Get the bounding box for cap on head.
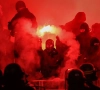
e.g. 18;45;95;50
15;1;26;11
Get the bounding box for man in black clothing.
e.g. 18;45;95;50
40;39;63;78
8;1;37;36
8;1;38;60
76;22;91;66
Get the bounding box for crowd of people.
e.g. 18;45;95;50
0;0;100;90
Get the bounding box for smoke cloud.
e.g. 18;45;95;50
0;29;14;72
58;30;80;78
0;5;14;72
12;18;41;79
37;25;80;79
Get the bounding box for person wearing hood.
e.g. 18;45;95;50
76;22;91;66
8;0;37;36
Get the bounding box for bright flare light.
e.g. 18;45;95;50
37;25;60;37
37;25;61;49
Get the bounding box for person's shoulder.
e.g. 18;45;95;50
30;12;36;19
64;20;74;31
10;12;19;22
65;20;73;26
26;8;36;18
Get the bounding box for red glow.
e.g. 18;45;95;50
37;25;61;49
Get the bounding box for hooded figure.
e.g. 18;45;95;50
64;12;86;36
76;22;91;66
86;37;100;75
40;39;63;78
8;1;37;36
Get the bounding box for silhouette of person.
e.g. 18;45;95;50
64;12;86;36
8;0;37;36
3;63;34;90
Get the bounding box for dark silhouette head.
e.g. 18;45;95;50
45;39;54;51
80;22;90;33
3;63;33;90
67;69;85;86
80;63;97;81
4;63;24;84
15;1;26;12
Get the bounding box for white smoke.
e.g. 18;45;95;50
37;25;61;49
58;30;80;78
13;18;41;78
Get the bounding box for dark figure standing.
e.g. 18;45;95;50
40;39;63;78
76;22;91;66
8;0;37;36
64;12;86;36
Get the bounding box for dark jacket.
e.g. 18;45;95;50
40;48;63;78
8;8;37;36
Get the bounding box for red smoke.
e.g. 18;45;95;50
37;25;80;78
0;5;14;72
12;18;41;79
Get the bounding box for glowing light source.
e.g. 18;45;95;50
37;25;59;37
36;25;61;49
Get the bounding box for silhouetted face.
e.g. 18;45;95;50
79;23;89;33
80;29;85;33
15;1;26;12
16;7;25;12
46;39;54;51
